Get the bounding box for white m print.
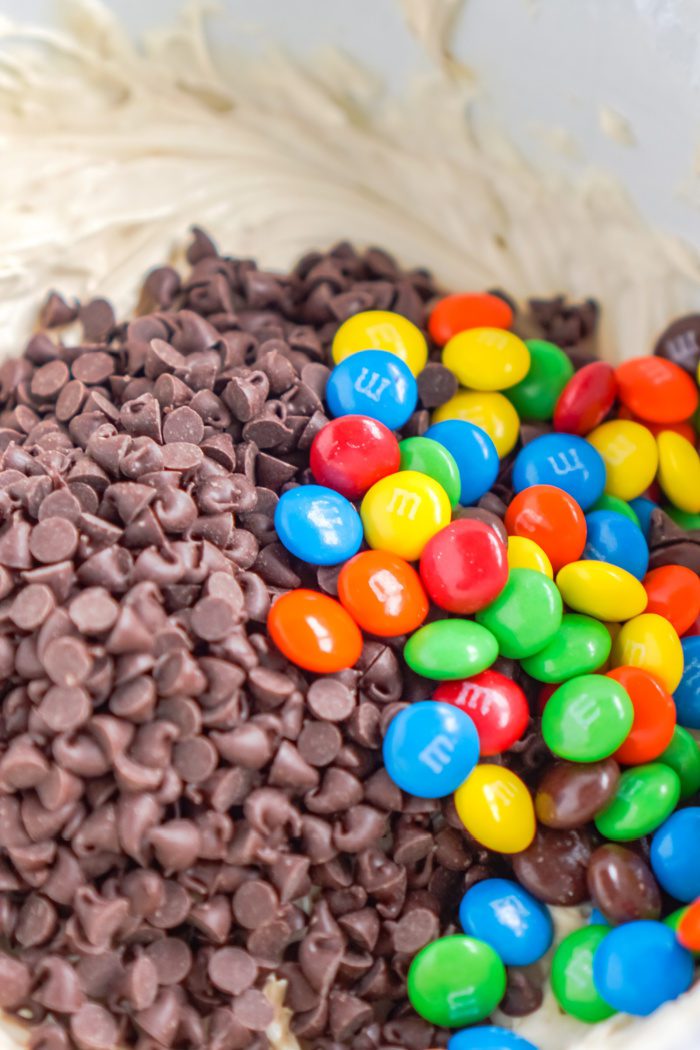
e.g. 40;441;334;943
354;368;391;402
386;488;421;520
418;734;456;774
547;450;584;476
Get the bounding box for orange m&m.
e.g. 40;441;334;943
504;484;587;573
677;899;700;951
643;565;700;637
615;356;699;424
338;550;429;637
608;666;676;765
268;589;362;673
428;292;513;346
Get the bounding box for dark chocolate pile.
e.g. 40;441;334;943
0;230;696;1050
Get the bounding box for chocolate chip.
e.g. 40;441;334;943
30;518;79;563
307;679;356;722
208;947;258;995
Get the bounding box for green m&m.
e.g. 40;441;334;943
521;613;612;683
398;436;461;508
659;726;700;800
404;619;498;681
504;339;574;421
551;926;616;1023
407;934;506;1027
542;674;633;762
595;763;681;841
590;493;641;528
475;568;562;659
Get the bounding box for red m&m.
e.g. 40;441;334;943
434;670;530;756
553;361;617;436
310;414;400;500
419;518;508;615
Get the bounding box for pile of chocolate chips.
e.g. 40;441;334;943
0;230;697;1050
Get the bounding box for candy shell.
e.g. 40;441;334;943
332;309;427;374
268;590;362;673
419;519;508;615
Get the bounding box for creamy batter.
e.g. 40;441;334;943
0;2;700;1049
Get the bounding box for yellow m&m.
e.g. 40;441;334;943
610;613;684;694
556;561;648;622
454;765;535;853
360;470;451;561
507;535;554;578
432;391;520;457
586;420;658;501
331;310;428;375
657;431;700;514
442;328;530;391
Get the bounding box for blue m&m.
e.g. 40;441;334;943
592;920;693;1015
674;636;700;729
383;701;479;798
274;485;362;566
628;496;658;539
325;349;417;430
513;433;606;509
448;1028;538;1050
650;808;700;902
583;509;649;579
424;419;499;505
459;877;553;966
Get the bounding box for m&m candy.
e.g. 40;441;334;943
512;433;606;510
659;726;700;800
504;484;586;572
442;328;530;391
360;470;451;560
591;492;642;527
586;420;658;501
583;509;649;580
505;338;573;421
592;921;693;1015
454;765;536;853
331;309;428;374
475;568;563;659
459;877;553;965
325;349;417;428
650;808;700;902
448;1028;538;1050
398;435;461;507
656;430;700;514
607;666;675;765
610;612;684;694
424;419;499;506
434;671;529;756
506;535;553;577
407;935;506;1026
615;355;698;423
595;763;681;841
551;925;616;1022
542;674;634;763
674;635;700;728
535;758;620;829
274;484;362;565
309;415;400;500
419;519;508;615
337;550;428;636
428;292;513;345
268;589;362;673
643;564;700;637
553;360;617;436
556;561;648;623
382;701;479;798
432;390;520;457
404;619;499;680
521;613;611;683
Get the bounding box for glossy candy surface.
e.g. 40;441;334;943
535;759;620;829
475;568;563;659
505;485;586;572
407;935;506;1027
506;535;553;578
556;561;648;622
424;420;499;506
325;349;418;429
643;564;700;636
337;550;429;636
505;339;574;421
610;613;684;694
674;637;700;728
432;391;520;458
454;765;536;853
553;361;617;436
657;431;700;514
398;436;461;507
268;589;363;673
592;921;693;1016
583;509;649;580
615;355;698;423
274;485;363;566
651;808;700;902
542;675;633;762
586;420;658;501
442;328;530;391
459;877;553;966
586;844;661;923
434;671;529;756
310;415;400;500
419;519;508;614
360;470;451;561
383;701;479;798
331;309;428;374
428;292;513;346
448;1028;538;1050
551;925;616;1023
404;619;499;680
659;726;700;799
595;763;681;841
512;433;606;510
607;666;675;765
677;901;700;952
521;614;611;683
